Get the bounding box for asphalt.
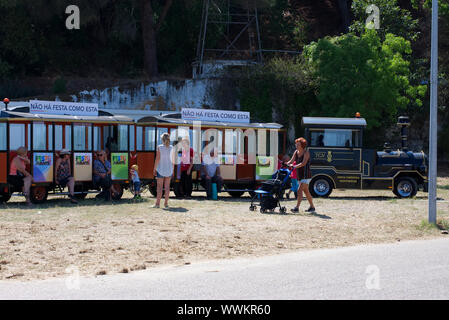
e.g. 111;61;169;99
1;238;449;299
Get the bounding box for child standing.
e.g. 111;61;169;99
130;164;141;200
286;161;298;199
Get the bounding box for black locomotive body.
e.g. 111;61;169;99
302;115;428;198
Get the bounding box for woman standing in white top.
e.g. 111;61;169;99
153;133;174;208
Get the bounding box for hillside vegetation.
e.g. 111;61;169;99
0;0;448;156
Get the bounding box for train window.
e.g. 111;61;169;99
33;122;49;150
233;130;243;155
55;125;71;151
144;127;156;151
103;125;118;152
55;125;63;150
202;129;222;154
225;130;235;154
74;124;92;151
170;126;192;150
129;125;135;151
10;123;26;150
192;127;201;162
118;125;128;151
28;124;31;148
136;126;143;151
65;125;71;150
310;129;360;148
217;130;223;153
257;129;270;156
156;127;168;146
48;124;53;150
353;130;361;147
0;123;6;150
93;126;101;151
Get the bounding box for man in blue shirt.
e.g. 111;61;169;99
93;150;112;201
201;148;222;199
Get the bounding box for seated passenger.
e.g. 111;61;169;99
93;150;112;201
8;146;32;206
55;149;77;204
201;148;223;199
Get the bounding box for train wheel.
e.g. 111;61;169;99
30;186;48;204
394;177;417;198
111;183;124;200
228;191;244;198
310;177;333;198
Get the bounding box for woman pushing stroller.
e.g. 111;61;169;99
286;137;316;213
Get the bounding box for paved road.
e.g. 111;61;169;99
1;238;449;299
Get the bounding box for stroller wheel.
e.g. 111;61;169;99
260;207;266;213
249;204;256;211
280;206;287;214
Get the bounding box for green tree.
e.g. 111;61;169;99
304;29;427;144
350;0;420;42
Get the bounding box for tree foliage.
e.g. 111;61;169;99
237;57;319;132
304;30;426;132
350;0;420;42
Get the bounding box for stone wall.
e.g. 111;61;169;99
70;78;240;112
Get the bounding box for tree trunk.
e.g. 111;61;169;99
142;0;158;78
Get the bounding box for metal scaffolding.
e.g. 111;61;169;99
194;0;263;78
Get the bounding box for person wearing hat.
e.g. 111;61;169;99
8;146;32;205
55;149;77;204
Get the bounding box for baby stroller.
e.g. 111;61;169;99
249;164;292;214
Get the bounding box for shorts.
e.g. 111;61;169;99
156;171;171;178
299;179;311;185
290;178;299;192
133;181;141;192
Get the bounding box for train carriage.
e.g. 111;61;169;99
135;113;287;197
0;105;135;203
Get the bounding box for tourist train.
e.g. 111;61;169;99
0;99;428;204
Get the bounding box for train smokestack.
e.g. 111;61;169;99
397;116;410;151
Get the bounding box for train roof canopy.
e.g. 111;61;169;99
0;106;133;123
301;117;367;128
137;112;283;129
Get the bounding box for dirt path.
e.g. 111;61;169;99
1;177;448;281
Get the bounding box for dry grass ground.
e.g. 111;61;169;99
0;176;448;281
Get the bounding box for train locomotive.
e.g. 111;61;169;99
303;114;428;198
